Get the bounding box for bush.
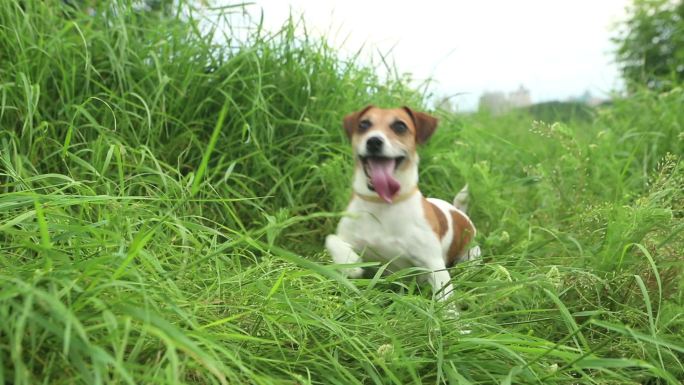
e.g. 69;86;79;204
614;0;684;90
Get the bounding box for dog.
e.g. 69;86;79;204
325;105;480;300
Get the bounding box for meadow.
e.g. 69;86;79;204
1;2;682;384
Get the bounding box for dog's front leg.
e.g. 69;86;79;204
325;234;364;278
424;259;454;301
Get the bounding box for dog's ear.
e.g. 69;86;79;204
343;105;374;139
402;106;438;144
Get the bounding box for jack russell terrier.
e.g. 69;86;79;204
326;105;480;300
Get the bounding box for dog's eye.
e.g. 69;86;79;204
391;121;408;134
358;119;372;132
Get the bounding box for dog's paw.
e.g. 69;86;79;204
455;245;482;264
444;306;461;319
441;304;473;334
343;266;364;279
467;245;481;260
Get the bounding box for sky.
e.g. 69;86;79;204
212;0;632;111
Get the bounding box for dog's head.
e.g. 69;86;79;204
343;106;438;203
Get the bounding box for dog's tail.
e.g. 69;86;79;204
453;184;470;213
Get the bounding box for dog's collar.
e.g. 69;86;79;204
353;186;420;204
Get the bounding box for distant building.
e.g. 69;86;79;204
508;85;531;108
478;91;509;115
479;85;531;114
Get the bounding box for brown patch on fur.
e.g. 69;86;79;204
402;106;438;144
343;105;374;139
345;106;438;153
446;210;476;267
343;106;439;184
422;198;448;239
354;107;418;150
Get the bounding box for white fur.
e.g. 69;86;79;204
329;192;455;300
327;119;479;301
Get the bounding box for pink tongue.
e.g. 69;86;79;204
368;158;401;203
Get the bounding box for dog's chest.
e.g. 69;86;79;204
339;196;439;266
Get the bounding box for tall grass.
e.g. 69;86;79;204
1;1;682;384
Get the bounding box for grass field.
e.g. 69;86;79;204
1;2;683;384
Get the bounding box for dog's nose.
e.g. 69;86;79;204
366;137;383;154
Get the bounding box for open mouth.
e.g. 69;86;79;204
359;155;405;202
360;156;405;186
